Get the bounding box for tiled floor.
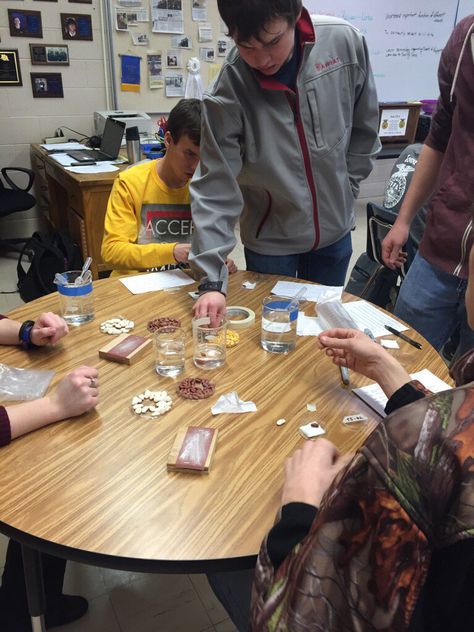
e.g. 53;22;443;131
0;201;370;631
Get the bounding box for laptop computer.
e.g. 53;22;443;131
68;118;126;162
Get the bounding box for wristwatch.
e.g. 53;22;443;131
18;320;36;349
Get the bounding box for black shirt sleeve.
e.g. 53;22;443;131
385;381;427;415
267;502;317;570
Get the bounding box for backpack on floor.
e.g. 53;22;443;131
17;231;83;302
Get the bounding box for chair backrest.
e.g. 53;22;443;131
366;143;428;277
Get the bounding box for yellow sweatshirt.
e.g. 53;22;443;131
101;160;191;276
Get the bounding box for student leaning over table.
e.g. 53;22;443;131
0;312;99;632
190;0;381;323
101;98;237;277
209;245;474;631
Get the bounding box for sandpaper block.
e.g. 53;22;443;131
167;426;218;474
98;333;151;365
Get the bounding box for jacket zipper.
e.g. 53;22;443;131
286;92;321;249
453;216;473;276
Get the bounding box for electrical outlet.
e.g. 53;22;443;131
43;136;67;144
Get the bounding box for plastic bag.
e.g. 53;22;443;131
0;363;55;401
316;292;358;330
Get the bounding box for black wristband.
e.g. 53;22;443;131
197;281;224;293
18;320;36;349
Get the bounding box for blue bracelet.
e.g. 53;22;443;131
18;320;36;349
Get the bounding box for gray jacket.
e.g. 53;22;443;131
190;10;381;292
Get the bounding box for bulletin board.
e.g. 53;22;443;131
108;0;230;113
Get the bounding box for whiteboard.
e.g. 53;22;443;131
305;0;459;100
456;0;474;22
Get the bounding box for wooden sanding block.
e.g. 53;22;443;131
167;427;218;474
99;334;151;365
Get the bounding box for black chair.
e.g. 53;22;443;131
0;167;36;256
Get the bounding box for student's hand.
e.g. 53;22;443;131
173;243;191;263
193;291;226;326
225;258;238;274
281;439;353;508
319;328;411;398
48;366;99;419
31;312;69;346
381;220;410;270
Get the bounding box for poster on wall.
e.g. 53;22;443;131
166;50;181;67
217;39;228;56
171;34;192;49
131;31;149;46
151;0;184;34
192;0;207;22
165;71;184;97
199;47;214;62
147;52;163;88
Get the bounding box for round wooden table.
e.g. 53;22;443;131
0;271;451;579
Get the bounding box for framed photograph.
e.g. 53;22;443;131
30;72;64;98
60;13;93;41
378;102;421;145
30;44;69;66
8;9;43;38
0;49;22;87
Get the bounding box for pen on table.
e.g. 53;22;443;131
339;365;350;385
384;325;422;349
364;327;377;342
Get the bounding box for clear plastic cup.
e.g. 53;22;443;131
192;316;226;370
154;326;185;377
261;295;298;353
57;270;94;326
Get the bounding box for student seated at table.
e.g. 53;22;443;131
211;246;474;632
101;98;237;277
0;312;99;632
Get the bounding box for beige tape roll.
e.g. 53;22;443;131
226;306;256;329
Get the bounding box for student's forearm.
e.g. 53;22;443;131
397;144;445;226
6;396;63;439
0;318;21;346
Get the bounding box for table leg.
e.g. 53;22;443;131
21;544;46;632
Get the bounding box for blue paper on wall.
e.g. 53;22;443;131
121;55;140;92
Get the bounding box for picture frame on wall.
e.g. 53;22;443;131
30;44;69;66
0;49;22;87
8;9;43;38
60;13;93;40
30;72;64;98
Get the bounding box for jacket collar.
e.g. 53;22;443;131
255;7;315;92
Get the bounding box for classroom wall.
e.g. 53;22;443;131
0;0;108;235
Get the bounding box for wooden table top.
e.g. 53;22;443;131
0;271;451;570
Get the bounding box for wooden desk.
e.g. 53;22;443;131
30;144;128;280
0;271;451;578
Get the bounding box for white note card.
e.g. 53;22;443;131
119;269;196;294
352;369;451;418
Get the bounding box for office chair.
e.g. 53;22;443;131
0;167;36;256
